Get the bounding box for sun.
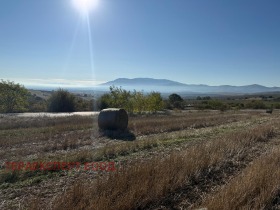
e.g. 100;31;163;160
72;0;99;15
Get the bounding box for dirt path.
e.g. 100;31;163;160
0;112;99;118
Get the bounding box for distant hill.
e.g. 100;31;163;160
101;78;186;86
100;78;280;94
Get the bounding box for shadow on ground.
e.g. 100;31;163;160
99;129;136;141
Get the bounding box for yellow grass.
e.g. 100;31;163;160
51;125;275;210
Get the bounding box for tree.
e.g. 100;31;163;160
131;90;146;113
146;92;164;112
0;80;29;113
168;93;184;109
98;93;112;110
108;86;133;112
98;86;164;113
47;89;76;112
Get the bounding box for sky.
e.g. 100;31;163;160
0;0;280;88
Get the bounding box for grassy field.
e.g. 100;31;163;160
0;110;279;209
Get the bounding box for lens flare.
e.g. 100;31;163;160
72;0;99;15
71;0;97;110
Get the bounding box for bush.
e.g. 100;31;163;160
274;103;280;109
195;100;229;111
0;80;29;113
27;94;47;112
245;100;267;109
98;94;111;110
47;89;76;112
75;98;95;111
168;93;184;109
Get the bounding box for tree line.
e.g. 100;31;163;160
0;80;165;113
1;80;280;113
99;86;164;113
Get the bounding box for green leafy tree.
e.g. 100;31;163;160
168;93;184;109
109;86;133;112
169;93;183;103
146;92;164;112
98;86;164;113
131;90;146;113
98;93;112;110
0;80;29;113
47;88;76;112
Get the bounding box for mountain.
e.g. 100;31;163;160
100;78;280;94
101;78;186;86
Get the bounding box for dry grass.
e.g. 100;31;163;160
41;112;265;163
0;116;97;148
0;115;95;130
128;112;249;135
1;110;278;210
0;111;252;162
200;147;280;210
49;125;275;210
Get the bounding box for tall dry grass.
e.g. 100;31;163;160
48;125;275;210
0;116;97;148
200;147;280;210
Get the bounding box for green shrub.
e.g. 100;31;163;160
274;103;280;109
27;94;47;112
47;89;76;112
195;100;229;111
168;93;184;109
0;80;29;113
245;100;267;109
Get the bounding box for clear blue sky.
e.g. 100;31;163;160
1;0;280;87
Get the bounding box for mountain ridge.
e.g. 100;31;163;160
100;78;280;94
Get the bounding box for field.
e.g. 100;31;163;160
0;110;280;209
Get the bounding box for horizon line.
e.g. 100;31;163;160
2;77;279;89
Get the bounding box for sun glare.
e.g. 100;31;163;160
72;0;99;15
